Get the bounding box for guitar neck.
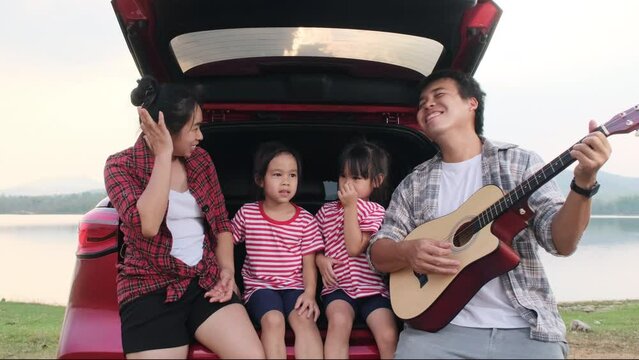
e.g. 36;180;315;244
474;125;608;229
462;103;639;235
475;148;574;229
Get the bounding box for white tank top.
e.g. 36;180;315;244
437;155;529;328
167;190;205;266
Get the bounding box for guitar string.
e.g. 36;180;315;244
434;107;636;246
452;149;576;245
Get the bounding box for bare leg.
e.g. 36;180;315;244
366;308;398;359
194;303;265;359
126;345;188;359
259;310;287;359
288;309;323;359
323;300;354;359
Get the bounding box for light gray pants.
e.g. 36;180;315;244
395;323;568;359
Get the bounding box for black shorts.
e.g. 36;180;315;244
321;289;391;322
245;288;304;324
119;279;241;354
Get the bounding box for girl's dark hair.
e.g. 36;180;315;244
338;140;390;204
418;69;486;135
130;75;199;135
253;141;302;198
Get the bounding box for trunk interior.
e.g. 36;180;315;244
200;120;438;329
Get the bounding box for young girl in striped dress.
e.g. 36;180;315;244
315;140;398;359
231;141;324;359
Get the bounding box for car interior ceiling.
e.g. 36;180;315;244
153;0;471;79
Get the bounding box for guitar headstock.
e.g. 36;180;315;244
601;105;639;136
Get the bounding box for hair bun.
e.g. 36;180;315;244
130;75;159;107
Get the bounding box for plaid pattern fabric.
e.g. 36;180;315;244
368;138;568;342
105;135;232;305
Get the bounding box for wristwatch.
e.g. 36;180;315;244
570;178;600;198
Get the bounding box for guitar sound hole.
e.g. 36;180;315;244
453;221;474;247
413;272;429;288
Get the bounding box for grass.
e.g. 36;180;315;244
0;300;64;359
0;299;637;359
559;300;639;359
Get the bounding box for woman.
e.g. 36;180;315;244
104;76;264;359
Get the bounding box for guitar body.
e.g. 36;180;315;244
389;184;529;332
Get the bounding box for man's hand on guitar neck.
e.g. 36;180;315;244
570;120;612;188
371;238;460;275
552;120;612;256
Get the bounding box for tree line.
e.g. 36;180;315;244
0;191;638;215
591;195;639;215
0;191;106;214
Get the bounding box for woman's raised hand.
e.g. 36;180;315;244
139;107;173;158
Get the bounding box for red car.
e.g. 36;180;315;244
57;0;501;358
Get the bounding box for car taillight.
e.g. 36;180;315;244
77;207;119;257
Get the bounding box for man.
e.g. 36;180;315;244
367;70;611;358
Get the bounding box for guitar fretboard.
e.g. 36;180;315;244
453;103;639;243
475;148;575;230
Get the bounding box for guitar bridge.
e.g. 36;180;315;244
414;271;429;288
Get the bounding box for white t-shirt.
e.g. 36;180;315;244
437;154;529;328
166;190;205;266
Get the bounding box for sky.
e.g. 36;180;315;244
1;1;638;193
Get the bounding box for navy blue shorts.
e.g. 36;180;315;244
245;288;304;324
321;289;391;322
119;278;241;354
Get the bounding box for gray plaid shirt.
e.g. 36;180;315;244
368;138;568;342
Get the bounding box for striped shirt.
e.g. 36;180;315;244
316;199;388;299
232;202;324;302
368;138;568;342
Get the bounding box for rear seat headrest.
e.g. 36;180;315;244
294;180;325;201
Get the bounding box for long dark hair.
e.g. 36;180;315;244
130;75;199;135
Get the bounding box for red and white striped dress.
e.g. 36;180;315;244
315;199;388;299
231;202;324;302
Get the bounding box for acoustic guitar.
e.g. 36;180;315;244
389;105;639;332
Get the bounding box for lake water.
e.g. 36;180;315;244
1;214;638;305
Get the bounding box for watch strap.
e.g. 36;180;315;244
570;178;600;198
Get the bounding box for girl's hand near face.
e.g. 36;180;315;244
139;107;173;158
338;181;359;209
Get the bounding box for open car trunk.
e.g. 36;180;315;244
113;0;501;108
200;121;437;332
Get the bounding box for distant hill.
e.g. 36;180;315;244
0;171;636;214
0;191;106;214
553;171;639;202
0;177;104;196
